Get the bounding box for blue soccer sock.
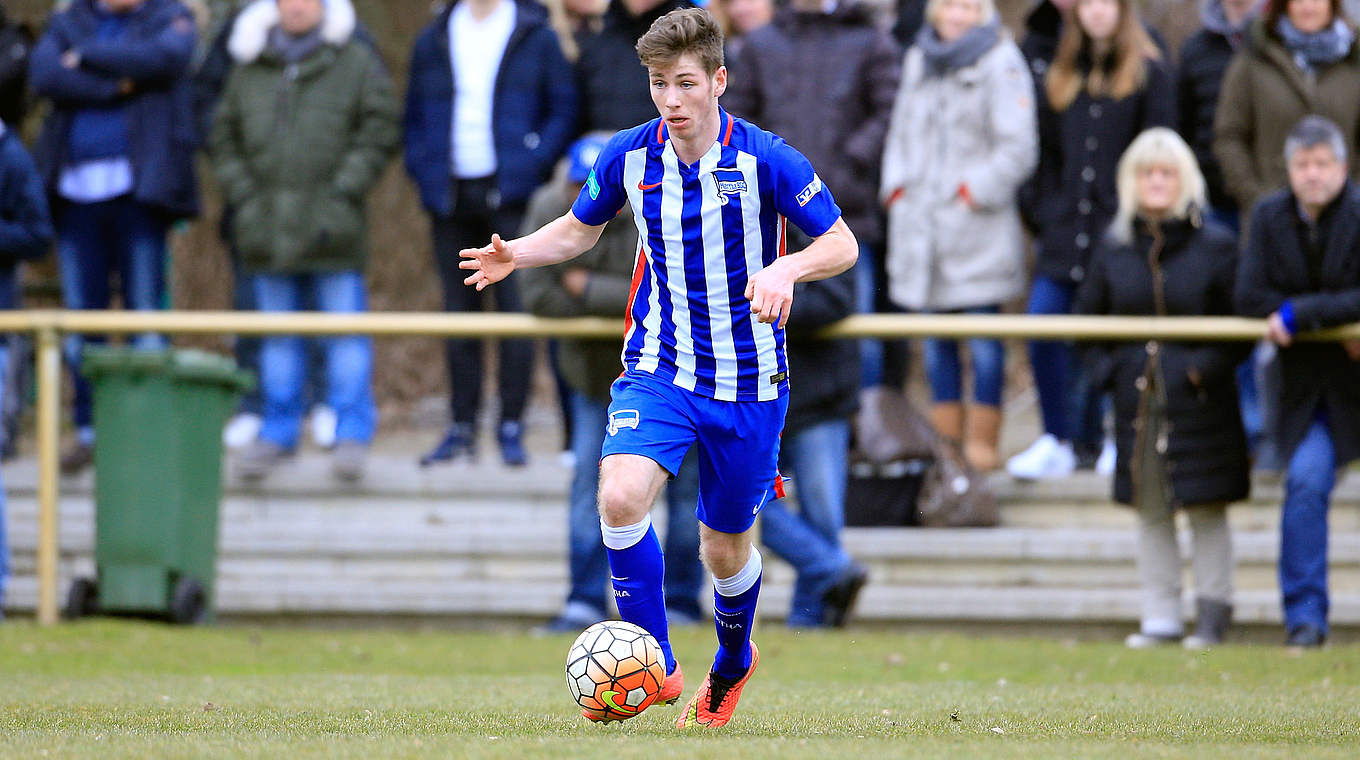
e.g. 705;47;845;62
602;514;676;675
712;548;762;681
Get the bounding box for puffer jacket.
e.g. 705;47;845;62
722;2;900;249
209;0;397;274
1076;217;1249;507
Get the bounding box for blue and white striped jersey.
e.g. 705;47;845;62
570;109;843;402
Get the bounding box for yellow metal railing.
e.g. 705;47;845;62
18;309;1360;625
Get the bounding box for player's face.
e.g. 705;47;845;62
1134;163;1181;218
648;54;727;142
1076;0;1121;43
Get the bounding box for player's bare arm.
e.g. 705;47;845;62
744;217;858;329
459;211;606;291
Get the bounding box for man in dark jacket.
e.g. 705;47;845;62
520;134;705;633
0;118;53;616
211;0;398;482
30;0;198;474
721;0;902;391
1236;116;1360;648
404;0;577;468
576;0;692;134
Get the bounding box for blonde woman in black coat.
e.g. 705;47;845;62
1076;128;1251;649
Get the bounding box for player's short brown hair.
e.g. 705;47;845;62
635;8;724;76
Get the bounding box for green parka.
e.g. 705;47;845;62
209;0;397;274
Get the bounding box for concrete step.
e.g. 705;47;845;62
4;454;1359;625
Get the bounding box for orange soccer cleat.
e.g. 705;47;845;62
658;661;685;705
676;642;759;729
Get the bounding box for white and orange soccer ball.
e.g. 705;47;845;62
565;621;666;722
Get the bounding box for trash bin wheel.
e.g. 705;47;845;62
168;577;207;625
64;577;99;619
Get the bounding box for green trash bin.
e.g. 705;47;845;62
65;347;254;624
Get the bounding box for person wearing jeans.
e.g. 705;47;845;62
761;419;858;626
55;197;169;443
29;0;200;474
879;0;1036;471
251;271;376;457
1235;116;1360;648
209;0;397;481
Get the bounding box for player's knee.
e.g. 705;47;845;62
700;534;750;579
597;479;649;527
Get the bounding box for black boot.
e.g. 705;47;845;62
1183;597;1232;649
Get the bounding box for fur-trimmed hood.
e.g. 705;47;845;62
227;0;357;63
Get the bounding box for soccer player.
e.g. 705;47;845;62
460;7;858;729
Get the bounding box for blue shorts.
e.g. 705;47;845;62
601;370;788;534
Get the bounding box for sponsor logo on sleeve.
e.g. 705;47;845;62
796;174;823;207
587;170;601;200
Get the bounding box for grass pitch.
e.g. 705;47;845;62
0;620;1356;759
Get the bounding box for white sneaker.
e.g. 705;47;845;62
1096;436;1117;475
309;405;338;449
1124;632;1181;649
223;413;262;450
1005;434;1077;480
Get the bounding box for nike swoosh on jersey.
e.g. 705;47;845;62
638;180;663;191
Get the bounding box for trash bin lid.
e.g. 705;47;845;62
82;346;255;392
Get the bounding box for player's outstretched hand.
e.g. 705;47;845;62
460;234;516;291
745;258;796;329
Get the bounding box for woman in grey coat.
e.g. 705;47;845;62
880;0;1037;471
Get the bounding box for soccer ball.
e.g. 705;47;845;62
565;620;666;722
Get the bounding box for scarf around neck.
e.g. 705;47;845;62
267;25;325;64
916;18;1001;77
1276;16;1354;71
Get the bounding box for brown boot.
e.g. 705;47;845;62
929;402;964;444
964;404;1002;471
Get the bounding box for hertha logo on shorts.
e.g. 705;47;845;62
607;409;641;436
712;169;748;206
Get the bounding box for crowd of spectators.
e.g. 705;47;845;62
0;0;1353;642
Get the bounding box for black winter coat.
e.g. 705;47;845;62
1025;55;1176;284
0;6;31;127
722;3;900;249
1236;185;1360;465
783;228;860;435
1177;28;1238;213
575;0;692;133
1076;217;1249;507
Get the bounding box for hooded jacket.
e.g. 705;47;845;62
209;0;398;273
